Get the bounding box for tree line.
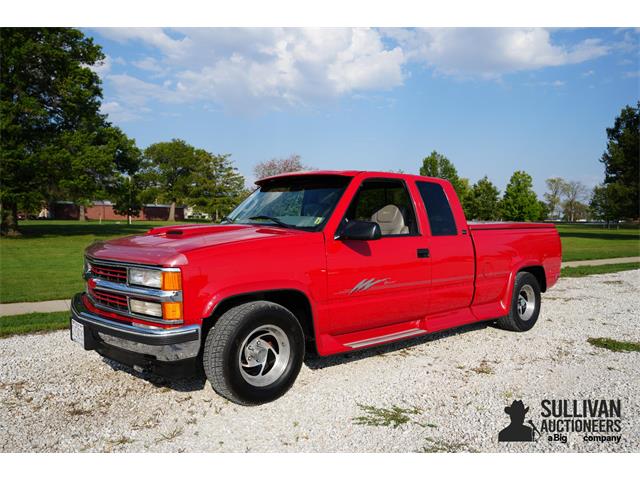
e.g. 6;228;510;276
418;102;638;223
419;151;547;222
1;28;637;235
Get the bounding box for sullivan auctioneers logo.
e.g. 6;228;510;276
498;399;623;444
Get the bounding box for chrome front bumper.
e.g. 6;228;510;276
70;293;200;362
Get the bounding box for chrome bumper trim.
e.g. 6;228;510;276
96;332;200;362
70;294;200;361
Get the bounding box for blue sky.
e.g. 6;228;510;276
85;28;639;195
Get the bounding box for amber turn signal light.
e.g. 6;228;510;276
161;271;182;291
162;302;183;321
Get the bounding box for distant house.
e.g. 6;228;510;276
53;201;185;221
184;206;211;220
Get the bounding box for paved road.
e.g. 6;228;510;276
1;256;638;317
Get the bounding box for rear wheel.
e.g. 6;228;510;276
496;272;541;332
203;301;305;405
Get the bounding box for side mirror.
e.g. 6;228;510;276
338;220;382;241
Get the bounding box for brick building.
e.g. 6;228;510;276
53;201;185;221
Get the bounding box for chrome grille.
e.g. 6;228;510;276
83;257;183;325
88;261;128;284
89;287;129;312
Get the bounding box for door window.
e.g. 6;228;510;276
344;180;418;236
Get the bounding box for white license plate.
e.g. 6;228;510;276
71;319;85;348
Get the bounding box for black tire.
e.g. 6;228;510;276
203;301;305;405
496;272;541;332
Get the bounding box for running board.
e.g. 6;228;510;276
344;328;427;349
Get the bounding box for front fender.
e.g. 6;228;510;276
200;281;315;320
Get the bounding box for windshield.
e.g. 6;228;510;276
223;175;351;230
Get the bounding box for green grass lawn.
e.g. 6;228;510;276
556;224;640;262
0;311;69;338
587;337;640;352
561;262;640;278
0;220;184;303
0;220;638;304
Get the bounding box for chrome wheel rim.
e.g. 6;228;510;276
517;284;536;321
238;324;290;387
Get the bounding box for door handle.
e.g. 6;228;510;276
417;248;430;258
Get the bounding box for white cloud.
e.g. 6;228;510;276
96;28;406;115
89;54;113;75
100;101;144;122
383;28;609;79
92;27;611;120
525;79;566;88
132;56;166;73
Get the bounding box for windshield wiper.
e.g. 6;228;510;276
220;216;235;224
248;215;293;228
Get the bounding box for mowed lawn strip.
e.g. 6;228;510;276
0;221;638;304
556;224;640;262
0;311;69;338
561;262;640;278
0;220;180;303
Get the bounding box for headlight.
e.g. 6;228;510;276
128;268;162;289
129;299;163;317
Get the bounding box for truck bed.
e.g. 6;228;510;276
468;221;562;321
468;222;555;231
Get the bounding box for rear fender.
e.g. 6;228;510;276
501;262;546;311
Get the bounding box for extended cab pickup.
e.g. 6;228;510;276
70;171;561;404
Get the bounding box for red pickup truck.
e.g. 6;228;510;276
70;171;561;404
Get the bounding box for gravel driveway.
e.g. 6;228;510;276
1;270;638;452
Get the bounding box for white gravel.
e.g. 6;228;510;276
1;270;638;452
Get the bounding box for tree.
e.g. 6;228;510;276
599;103;639;220
590;183;627;226
56;126;141;221
253;154;309;180
0;28;138;234
419;150;471;212
142;139;201;221
560;181;588;222
112;174;146;224
420;151;467;194
465;176;500;220
189;151;247;222
544;178;566;220
500;171;544;221
538;200;551;221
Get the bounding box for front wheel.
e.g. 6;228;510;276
203;301;305;405
496;272;541;332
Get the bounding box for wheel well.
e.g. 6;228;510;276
202;289;316;352
519;266;547;292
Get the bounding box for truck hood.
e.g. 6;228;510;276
85;224;308;267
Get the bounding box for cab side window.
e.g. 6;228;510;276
416;181;458;236
345;180;418;236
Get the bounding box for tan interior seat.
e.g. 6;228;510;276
370;204;409;235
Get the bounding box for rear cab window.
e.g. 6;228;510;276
416;181;458;236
